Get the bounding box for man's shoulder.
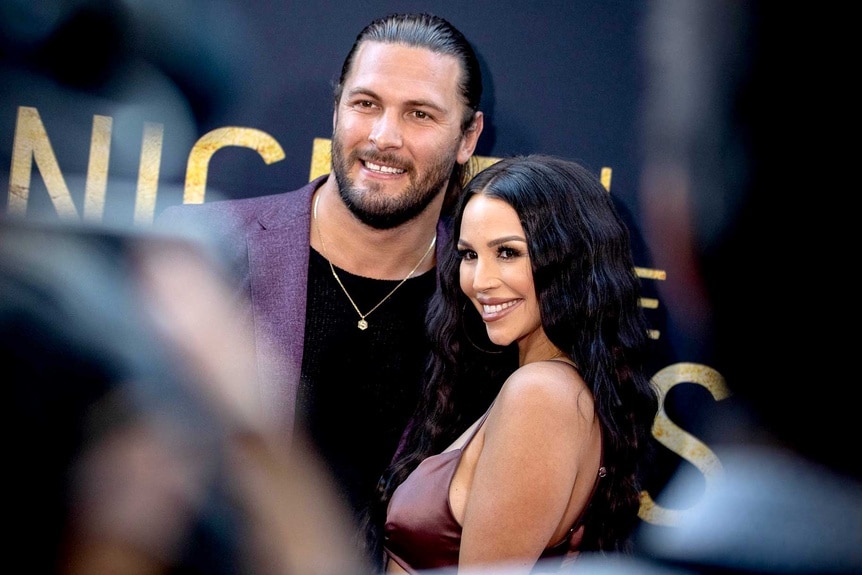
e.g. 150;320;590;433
160;182;313;216
156;177;322;231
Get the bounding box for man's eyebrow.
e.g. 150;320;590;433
403;98;447;114
345;87;447;114
345;87;380;100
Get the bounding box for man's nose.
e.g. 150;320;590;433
368;111;403;150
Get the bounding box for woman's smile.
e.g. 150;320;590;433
478;298;522;321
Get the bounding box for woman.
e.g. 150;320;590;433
374;154;659;574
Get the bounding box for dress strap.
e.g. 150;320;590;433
461;402;494;449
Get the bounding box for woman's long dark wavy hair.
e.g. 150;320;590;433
364;154;658;565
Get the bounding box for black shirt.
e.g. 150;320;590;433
298;248;436;518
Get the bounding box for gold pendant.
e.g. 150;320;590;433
358;319;368;330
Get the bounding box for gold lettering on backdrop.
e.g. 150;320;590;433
6;108;289;221
636;267;667;281
8;106;90;219
600;166;612;191
83;115;112;221
309;137;333;181
635;267;666;340
184;127;286;204
640;297;659;309
134;122;164;225
638;362;731;526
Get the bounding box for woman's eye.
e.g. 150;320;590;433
457;249;476;261
498;247;519;259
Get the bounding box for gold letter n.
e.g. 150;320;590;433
7;106;111;221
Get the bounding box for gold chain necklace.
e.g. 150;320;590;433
313;193;436;331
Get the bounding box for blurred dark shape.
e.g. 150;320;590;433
0;0;252;123
13;2;131;89
2;216;230;573
0;0;260;220
638;0;858;477
631;1;862;573
1;215;372;574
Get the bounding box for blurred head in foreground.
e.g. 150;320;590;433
1;217;370;575
631;0;862;573
638;0;856;477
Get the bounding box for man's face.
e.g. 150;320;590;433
330;41;480;229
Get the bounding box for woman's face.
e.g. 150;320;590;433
458;194;546;353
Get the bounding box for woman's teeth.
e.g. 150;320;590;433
483;300;517;314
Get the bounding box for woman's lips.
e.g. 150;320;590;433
480;299;520;321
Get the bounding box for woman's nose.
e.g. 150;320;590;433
472;258;501;292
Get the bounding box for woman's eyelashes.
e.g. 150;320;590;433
496;245;523;260
456;244;525;261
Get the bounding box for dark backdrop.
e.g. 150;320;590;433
1;0;733;527
1;1;645;227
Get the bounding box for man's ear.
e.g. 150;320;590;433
457;112;484;165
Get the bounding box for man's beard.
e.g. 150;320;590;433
330;128;458;230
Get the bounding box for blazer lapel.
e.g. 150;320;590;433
246;181;317;439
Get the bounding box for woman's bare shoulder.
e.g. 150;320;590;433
494;360;595;424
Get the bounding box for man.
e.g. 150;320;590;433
157;12;486;535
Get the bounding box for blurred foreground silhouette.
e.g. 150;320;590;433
2;216;372;574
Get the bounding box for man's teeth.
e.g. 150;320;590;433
366;161;405;174
483;301;517;314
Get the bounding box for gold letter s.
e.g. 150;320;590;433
638;362;731;526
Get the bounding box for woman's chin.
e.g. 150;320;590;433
485;332;512;348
